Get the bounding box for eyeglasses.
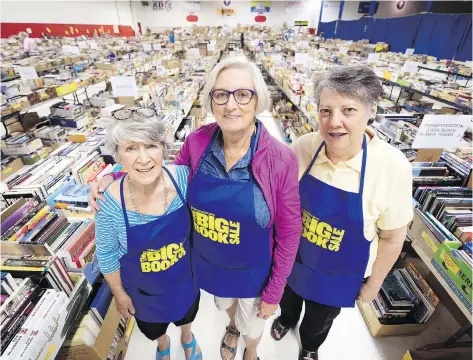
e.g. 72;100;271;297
112;107;159;120
210;89;257;105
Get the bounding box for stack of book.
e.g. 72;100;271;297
412;162;464;194
1;272;21;303
0;278;69;360
1;198;96;271
441;152;472;187
370;263;439;325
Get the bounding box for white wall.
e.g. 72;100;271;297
0;0;133;25
341;1;363;21
132;0;322;31
320;1;340;22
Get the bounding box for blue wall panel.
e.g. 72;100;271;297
317;13;472;60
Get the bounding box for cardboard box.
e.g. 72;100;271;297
115;96;137;106
3;116;24;134
57;298;132;360
357;301;425;337
162;60;181;70
439;107;458;114
1;158;24;181
408;210;442;259
94;62;117;71
402;348;472;360
2;138;43;156
414;149;444;162
189;104;206;118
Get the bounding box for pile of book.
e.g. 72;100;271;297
1;198;96;271
370;263;439;325
441;151;472;187
0;278;69;360
1;272;22;304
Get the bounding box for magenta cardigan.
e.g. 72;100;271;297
111;121;302;304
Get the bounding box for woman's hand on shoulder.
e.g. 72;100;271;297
89;174;115;214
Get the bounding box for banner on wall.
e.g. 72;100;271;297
250;1;271;13
285;1;306;12
217;7;237;18
181;1;201;12
152;1;172;11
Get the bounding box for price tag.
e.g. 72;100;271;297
111;76;139;97
412;115;471;149
405;48;415;56
16;66;38;80
402;61;420;73
294;52;308;65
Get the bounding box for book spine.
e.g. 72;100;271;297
17;290;57;359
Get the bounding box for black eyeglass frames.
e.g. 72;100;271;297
210;89;257;105
111;107;159;120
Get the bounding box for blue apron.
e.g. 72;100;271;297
119;167;198;323
187;126;272;298
287;136;370;308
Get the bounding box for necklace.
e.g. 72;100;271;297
127;172;168;224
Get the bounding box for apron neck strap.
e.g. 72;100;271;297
119;176;130;229
304;134;368;196
162;166;186;204
359;135;368;196
119;166;186;229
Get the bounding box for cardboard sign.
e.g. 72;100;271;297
405;48;415;56
111;76;138;97
412;115;471;149
78;41;88;49
113;25;119;34
403;61;420;73
208;43;215;51
153;43;162;50
271;54;282;64
17;66;38;80
143;44;152;51
294;52;308;65
367;53;379;63
62;45;80;55
88;40;98;49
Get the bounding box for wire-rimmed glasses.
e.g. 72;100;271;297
210;89;257;105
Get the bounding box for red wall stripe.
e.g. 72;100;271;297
1;22;135;38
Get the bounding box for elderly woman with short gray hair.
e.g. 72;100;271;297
271;65;413;360
94;110;202;360
91;58;302;360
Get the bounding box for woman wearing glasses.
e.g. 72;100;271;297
94;111;202;360
90;57;301;360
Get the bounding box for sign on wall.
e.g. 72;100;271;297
217;7;237;18
285;1;306;13
152;1;172;11
250;1;271;13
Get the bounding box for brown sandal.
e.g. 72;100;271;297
243;348;260;360
220;325;240;360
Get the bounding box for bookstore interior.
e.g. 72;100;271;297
0;1;472;360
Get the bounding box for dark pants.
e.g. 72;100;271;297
279;285;341;352
135;292;200;340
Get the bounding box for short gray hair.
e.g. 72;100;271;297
101;114;171;160
314;65;383;108
203;57;270;115
18;32;28;39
